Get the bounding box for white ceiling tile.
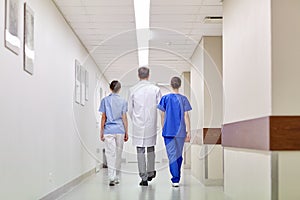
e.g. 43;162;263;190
52;0;222;85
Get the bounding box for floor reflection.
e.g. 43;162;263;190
58;163;228;200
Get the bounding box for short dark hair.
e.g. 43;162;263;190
110;80;121;93
138;67;150;79
171;77;181;89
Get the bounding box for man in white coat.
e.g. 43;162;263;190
128;66;161;186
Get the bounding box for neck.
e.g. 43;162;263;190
173;89;179;94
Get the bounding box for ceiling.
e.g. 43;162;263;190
53;0;222;86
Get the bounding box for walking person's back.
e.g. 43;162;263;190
99;80;128;186
157;76;192;187
128;66;161;186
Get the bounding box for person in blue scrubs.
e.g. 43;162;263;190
99;80;128;186
157;77;192;187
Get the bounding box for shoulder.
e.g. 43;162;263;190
181;94;188;100
129;82;143;93
101;96;108;102
163;93;171;98
148;83;160;92
182;95;190;103
161;94;172;101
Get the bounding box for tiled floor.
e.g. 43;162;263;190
58;163;230;200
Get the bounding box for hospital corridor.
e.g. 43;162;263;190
1;0;300;200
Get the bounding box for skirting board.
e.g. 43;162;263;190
202;179;224;186
39;168;96;200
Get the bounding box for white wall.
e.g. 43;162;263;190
203;36;223;128
190;37;223;183
0;0;107;199
190;36;223;129
223;0;272;124
224;148;272;200
190;39;204;131
271;0;300;115
278;152;300;199
191;145;203;180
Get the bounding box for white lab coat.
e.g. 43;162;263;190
128;80;162;147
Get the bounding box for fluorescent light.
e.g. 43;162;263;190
134;0;150;29
138;49;149;67
134;0;150;67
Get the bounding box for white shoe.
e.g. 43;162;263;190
114;179;120;184
172;183;179;187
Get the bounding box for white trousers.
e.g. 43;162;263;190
104;134;124;181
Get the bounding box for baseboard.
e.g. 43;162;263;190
39;168;96;200
184;164;191;169
202;178;224;186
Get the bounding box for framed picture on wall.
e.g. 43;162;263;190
23;3;34;75
85;70;89;101
80;67;86;106
4;0;21;54
99;87;103;100
75;60;81;104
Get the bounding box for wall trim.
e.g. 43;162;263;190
191;129;222;145
222;116;300;150
39;168;96;200
203;128;222;144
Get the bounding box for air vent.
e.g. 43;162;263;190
203;16;223;24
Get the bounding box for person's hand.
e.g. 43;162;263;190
124;133;128;142
100;132;105;142
185;131;191;142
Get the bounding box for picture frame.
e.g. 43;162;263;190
75;60;81;104
85;70;89;101
23;3;34;75
80;67;86;106
4;0;21;55
99;87;103;100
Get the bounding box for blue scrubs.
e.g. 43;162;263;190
157;93;192;183
99;93;128;134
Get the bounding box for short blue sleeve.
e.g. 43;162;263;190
157;96;166;112
122;101;128;114
183;97;192;112
99;99;105;113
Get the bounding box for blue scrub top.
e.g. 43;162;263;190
99;93;128;134
157;93;192;137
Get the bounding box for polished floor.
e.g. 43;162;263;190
58;163;230;200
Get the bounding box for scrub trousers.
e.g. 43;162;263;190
104;134;124;182
164;136;185;183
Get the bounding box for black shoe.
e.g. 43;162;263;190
109;181;115;186
139;180;148;186
148;176;155;181
147;171;156;181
